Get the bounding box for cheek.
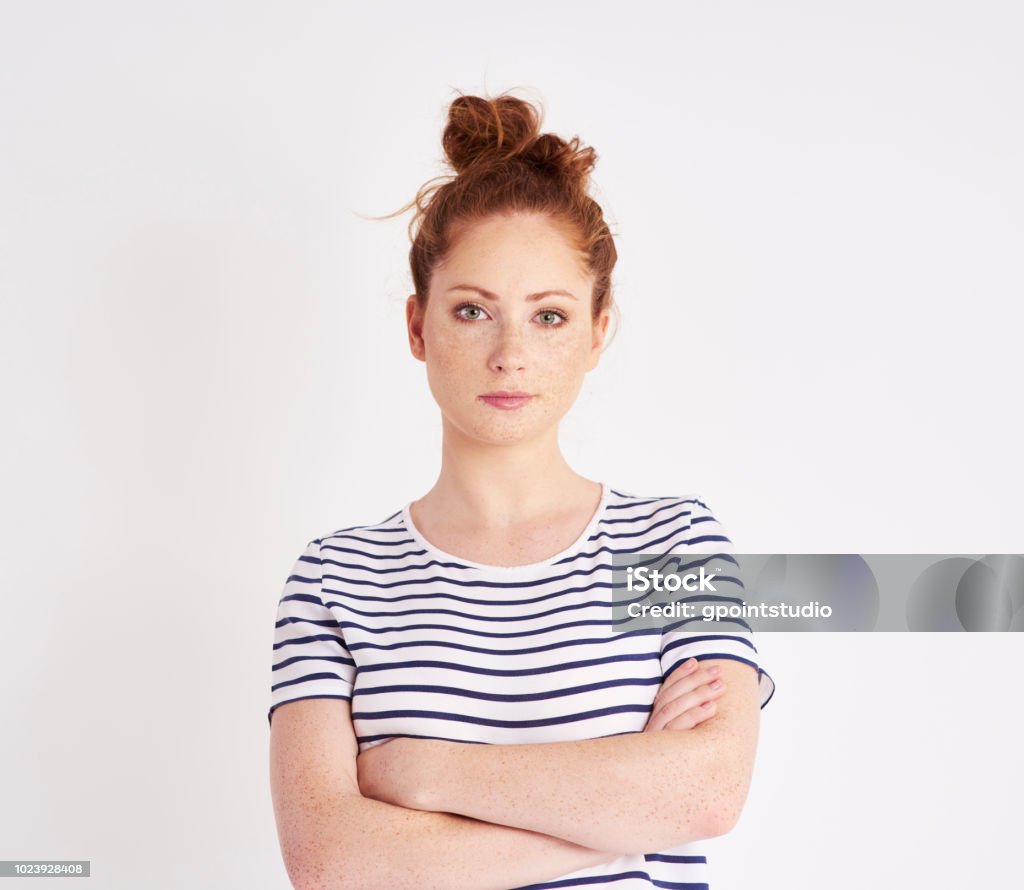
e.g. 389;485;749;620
522;334;593;413
425;312;490;352
534;331;594;376
422;327;478;396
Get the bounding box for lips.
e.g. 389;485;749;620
479;391;534;410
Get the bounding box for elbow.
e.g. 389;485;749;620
280;815;392;890
698;748;757;840
281;854;331;890
614;795;746;855
702;804;741;839
654;805;736;849
700;785;751;839
287;870;359;890
282;849;360;890
288;870;378;890
659;784;751;845
282;860;322;890
285;848;409;890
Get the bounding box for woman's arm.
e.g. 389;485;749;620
357;659;762;856
270;697;619;890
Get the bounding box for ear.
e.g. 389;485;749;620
406;294;426;362
585;309;611;371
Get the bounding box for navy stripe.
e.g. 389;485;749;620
350;703;654;729
512;872;708;889
588;507;695;540
661;613;756;634
271;671;352;693
664;652;763;682
331;615;665;639
602;501;692;526
554;528;733;566
272;653;356;671
271;631;351;651
346;628;660;657
660;634;758;655
352;676;663;703
322;542;460;564
354;651;661;678
320;593;648;624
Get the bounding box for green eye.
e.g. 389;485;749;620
537;310;568;326
455;303;486;321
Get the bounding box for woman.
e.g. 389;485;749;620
268;91;775;890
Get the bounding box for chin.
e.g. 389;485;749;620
442;412;537;446
469;423;536;446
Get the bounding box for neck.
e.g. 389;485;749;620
417;416;596;527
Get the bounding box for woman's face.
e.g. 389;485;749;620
406;211;611;446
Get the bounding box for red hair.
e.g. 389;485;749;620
382;89;619;335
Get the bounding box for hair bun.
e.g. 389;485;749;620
442;93;595;184
443;95;537;172
522;132;597;183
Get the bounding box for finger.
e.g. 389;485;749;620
650;692;719;733
651;662;720;712
664;699;717;731
649;659;700;711
647;662;722;730
649;679;726;731
660;660;722;698
660;658;701;693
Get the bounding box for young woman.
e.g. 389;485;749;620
268;91;775;890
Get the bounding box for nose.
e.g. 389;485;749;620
488;324;526;374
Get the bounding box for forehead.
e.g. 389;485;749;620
437;213;591;285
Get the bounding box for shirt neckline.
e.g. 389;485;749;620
401;481;610;573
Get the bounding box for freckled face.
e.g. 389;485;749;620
407;212;610;445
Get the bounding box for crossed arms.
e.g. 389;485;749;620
269;658;761;890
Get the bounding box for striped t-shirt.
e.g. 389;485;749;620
269;483;775;889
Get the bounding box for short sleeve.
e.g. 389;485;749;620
659;497;776;709
267;538;356;726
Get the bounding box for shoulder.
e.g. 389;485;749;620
304;506;424;602
605;486;719;523
603;487;733;549
315;505;409;553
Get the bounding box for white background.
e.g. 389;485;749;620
1;1;1022;887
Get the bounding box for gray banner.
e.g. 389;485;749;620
0;862;90;877
609;553;1024;631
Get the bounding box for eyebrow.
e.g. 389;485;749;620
446;284;578;302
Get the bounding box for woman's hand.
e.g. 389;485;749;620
644;658;726;732
356;738;439;810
